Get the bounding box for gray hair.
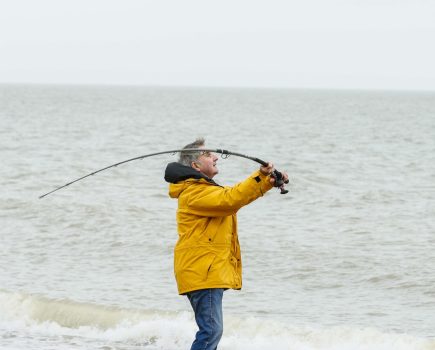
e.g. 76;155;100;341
178;138;205;167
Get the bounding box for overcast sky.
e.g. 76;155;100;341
1;0;434;90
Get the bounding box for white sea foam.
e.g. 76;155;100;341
1;291;434;350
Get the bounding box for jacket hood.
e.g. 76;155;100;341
164;162;218;199
164;162;211;183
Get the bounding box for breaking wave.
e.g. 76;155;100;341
1;290;434;350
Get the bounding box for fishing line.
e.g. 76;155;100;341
39;148;289;199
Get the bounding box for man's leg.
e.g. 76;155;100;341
187;288;224;350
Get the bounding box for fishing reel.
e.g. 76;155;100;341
272;169;289;194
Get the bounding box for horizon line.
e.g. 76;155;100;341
1;81;434;94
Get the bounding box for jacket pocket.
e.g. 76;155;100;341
203;254;216;280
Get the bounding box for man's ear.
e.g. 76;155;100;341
191;161;201;172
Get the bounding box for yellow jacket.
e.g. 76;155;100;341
165;162;273;294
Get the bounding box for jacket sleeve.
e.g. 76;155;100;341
183;170;274;217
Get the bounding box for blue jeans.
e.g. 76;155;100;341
187;288;224;350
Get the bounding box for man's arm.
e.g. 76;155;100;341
184;169;274;217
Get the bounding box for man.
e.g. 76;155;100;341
164;138;288;350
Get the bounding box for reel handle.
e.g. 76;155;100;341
271;169;289;194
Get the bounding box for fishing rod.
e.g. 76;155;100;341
39;148;289;199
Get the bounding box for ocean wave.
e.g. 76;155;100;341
1;290;434;350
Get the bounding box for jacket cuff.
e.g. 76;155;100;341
251;170;274;193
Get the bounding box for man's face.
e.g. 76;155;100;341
194;149;219;179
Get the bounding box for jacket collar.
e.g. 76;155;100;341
164;162;218;185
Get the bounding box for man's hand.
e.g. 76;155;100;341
260;162;289;186
260;162;274;176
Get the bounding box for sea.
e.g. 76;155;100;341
0;84;434;350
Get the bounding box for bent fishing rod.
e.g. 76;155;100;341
39;148;289;199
